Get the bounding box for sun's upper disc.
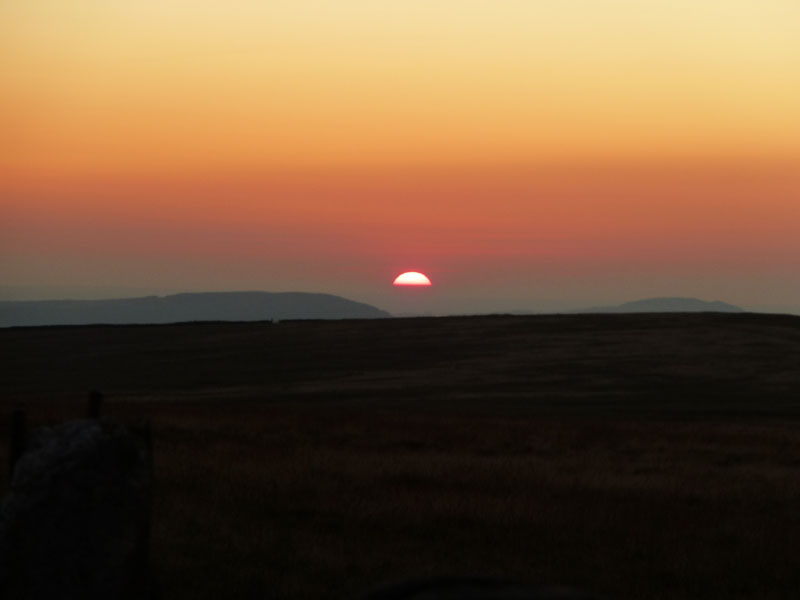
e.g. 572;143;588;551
393;271;432;286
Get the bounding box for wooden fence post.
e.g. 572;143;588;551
88;389;103;419
9;402;26;482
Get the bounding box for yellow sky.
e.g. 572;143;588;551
3;0;800;175
3;1;800;312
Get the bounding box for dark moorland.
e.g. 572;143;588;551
2;313;800;599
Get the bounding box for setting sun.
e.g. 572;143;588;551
393;272;432;286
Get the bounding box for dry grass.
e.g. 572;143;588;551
3;313;800;598
139;408;800;599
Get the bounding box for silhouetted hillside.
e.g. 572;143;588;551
0;291;389;327
574;297;743;313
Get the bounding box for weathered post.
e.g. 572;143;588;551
9;402;26;482
138;419;158;599
87;389;103;418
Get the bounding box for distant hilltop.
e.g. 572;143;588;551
0;291;390;327
573;297;744;314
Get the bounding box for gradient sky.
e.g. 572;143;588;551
2;1;799;314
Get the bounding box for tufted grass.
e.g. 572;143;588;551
3;313;800;598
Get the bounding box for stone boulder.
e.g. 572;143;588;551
0;418;155;599
363;577;601;600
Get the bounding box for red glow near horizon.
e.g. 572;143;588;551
393;272;432;286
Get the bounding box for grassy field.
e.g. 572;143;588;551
3;313;800;598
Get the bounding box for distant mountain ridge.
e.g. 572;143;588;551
0;291;390;327
574;297;744;314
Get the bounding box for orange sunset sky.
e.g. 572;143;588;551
2;1;799;314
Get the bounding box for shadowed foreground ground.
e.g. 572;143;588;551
2;313;800;599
